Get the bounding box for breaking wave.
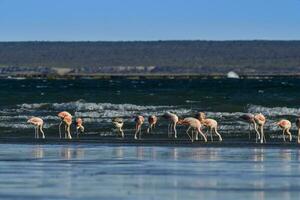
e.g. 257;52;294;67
1;101;300;134
247;104;300;117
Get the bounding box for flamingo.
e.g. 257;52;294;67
296;118;300;144
134;115;144;140
240;113;260;142
112;117;124;138
275;119;292;142
27;117;45;139
196;112;222;142
162;112;178;138
147;115;157;133
177;117;207;142
76;118;84;138
254;113;266;144
58;111;72;139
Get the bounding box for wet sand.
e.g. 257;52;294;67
0;135;299;148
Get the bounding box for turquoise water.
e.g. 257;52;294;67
0;144;299;199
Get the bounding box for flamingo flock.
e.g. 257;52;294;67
26;111;300;144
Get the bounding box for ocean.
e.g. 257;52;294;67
0;78;300;199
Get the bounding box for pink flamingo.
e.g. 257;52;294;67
58;111;72;139
275;119;292;142
134;115;145;140
296;118;300;144
196;112;222;142
147;115;158;134
240;113;260;142
254;113;266;144
178;117;207;142
27;117;45;139
76;118;85;138
162;112;178;138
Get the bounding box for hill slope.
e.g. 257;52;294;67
1;41;300;69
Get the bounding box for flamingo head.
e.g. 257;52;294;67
177;119;184;125
76;118;83;125
195;112;206;121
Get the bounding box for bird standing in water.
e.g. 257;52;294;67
275;119;292;142
196;112;222;142
76;118;84;138
162;112;178;138
27;117;45;139
134;115;144;140
254;113;266;144
58;111;72;139
240;113;261;142
147;115;157;134
178;117;207;142
112;117;124;138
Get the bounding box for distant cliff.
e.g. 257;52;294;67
1;40;300;76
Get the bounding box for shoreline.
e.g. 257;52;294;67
3;74;300;80
0;137;299;148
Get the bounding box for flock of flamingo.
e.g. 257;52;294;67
27;111;300;143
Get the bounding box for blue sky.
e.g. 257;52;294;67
0;0;300;41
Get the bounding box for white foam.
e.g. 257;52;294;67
247;104;300;117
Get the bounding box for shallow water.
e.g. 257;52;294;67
1;78;300;199
1;78;300;138
0;144;300;200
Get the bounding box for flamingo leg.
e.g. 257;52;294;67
197;127;207;142
260;125;264;144
67;125;72;139
263;125;266;143
147;125;150;134
173;123;177;139
186;127;193;142
64;125;67;139
214;127;222;142
195;129;199;141
39;125;45;139
248;123;251;140
120;128;124;138
134;124;139;140
253;122;260;143
203;129;209;137
191;129;194;142
283;128;286;142
286;128;292;142
298;128;300;144
36;126;39;139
